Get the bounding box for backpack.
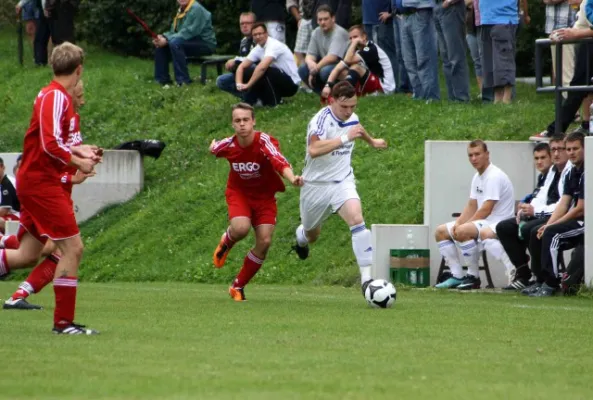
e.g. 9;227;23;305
113;140;166;160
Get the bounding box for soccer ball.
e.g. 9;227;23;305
364;279;397;308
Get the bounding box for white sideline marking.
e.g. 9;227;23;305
511;304;589;312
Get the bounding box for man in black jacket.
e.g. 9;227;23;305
46;0;78;44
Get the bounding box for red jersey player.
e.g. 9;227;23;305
2;79;95;311
210;103;303;301
0;43;103;334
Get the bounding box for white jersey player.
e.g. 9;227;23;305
291;81;387;295
434;140;515;290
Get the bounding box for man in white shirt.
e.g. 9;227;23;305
290;81;387;297
435;140;515;290
495;137;571;290
234;22;301;107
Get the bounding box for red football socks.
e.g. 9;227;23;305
0;235;19;250
53;277;78;328
0;250;9;276
233;250;264;288
11;255;59;299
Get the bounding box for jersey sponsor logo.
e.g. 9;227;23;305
232;162;261;173
475;186;483;194
61;175;68;184
66;131;83;147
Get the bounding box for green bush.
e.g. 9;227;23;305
77;0;251;56
516;0;550;77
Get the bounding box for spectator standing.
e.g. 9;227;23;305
153;0;217;86
234;23;301;106
252;0;287;43
465;0;482;94
545;0;578;95
434;0;470;102
298;5;350;94
473;0;519;104
216;12;256;97
531;0;593;140
16;0;39;44
17;0;51;66
381;3;412;93
397;0;440;101
287;0;317;65
45;0;78;44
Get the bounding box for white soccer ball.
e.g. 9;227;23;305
364;279;397;308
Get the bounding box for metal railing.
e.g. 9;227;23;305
534;37;593;135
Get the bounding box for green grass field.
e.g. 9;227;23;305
1;282;592;400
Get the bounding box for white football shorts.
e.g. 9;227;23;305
300;177;360;231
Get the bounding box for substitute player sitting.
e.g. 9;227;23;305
291;81;388;295
434;140;515;290
321;25;395;102
210;103;303;301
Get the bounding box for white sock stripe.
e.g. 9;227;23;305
350;222;366;234
53;278;78;287
438;240;455;248
247;251;264;264
0;250;6;275
19;281;35;294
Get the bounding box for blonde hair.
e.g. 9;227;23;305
50;42;84;76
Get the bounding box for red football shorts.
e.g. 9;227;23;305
18;191;79;243
356;72;384;96
226;191;277;227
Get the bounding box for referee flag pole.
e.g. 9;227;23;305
17;12;24;66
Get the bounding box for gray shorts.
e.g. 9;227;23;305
294;19;313;54
479;24;517;88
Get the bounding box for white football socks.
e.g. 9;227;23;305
459;240;480;277
482;238;514;274
351;223;372;284
295;224;308;247
438;240;463;278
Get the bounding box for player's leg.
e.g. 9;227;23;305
229;224;275;302
454;221;482;290
346;63;368;89
434;221;466;288
293;184;331;260
229;198;277;301
3;252;60;310
0;234;20;249
214;191;252;268
479;225;515;281
336;198;373;290
0;231;45;277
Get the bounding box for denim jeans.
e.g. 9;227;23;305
377;21;398;92
401;9;440;100
393;16;412;93
466;33;482;78
298;63;337;94
434;1;470;102
217;72;243;98
154;37;213;85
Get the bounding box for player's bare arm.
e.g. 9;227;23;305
316;54;339;71
71;145;102;163
467;199;497;223
307;126;362;158
241;56;274;91
235;59;254;91
453;199;478;231
71;170;97;185
281;167;304;187
322;61;350;99
343;38;362;65
69;155;96;174
357;125;387;149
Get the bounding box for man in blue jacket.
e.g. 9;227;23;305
154;0;217;86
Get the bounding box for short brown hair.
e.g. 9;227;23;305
316;4;334;17
331;81;356;100
251;22;267;34
565;130;585;147
468;139;488;152
240;12;256;21
231;102;255;119
549;134;566;145
348;25;366;35
50;42;84;76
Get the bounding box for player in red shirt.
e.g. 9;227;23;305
210;102;303;301
2;79;95;311
0;43;103;334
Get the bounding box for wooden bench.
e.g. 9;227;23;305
186;55;234;85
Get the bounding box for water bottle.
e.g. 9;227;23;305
406;229;415;249
517;221;526;240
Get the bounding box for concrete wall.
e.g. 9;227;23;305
0;150;143;223
424;141;536;287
